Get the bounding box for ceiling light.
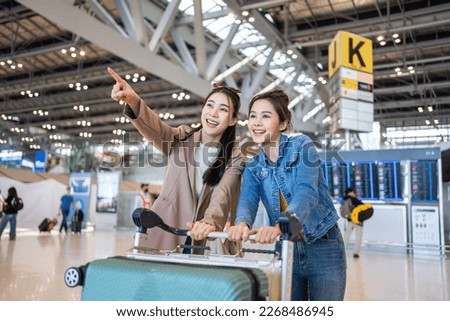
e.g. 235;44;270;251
394;66;415;77
126;72;147;83
1;59;24;70
428;106;433;112
11;127;24;133
77;120;91;127
73;104;90;112
418;106;423;112
115;116;129;123
79;132;92;138
172;92;190;100
61;46;86;59
42;124;56;130
377;34;400;46
20;89;39;97
69;82;88;91
33;110;49;116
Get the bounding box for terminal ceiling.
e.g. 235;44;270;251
1;0;450;153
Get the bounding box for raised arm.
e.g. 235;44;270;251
108;67;179;154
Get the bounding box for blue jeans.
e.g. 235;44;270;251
59;210;69;232
0;214;17;239
291;224;347;301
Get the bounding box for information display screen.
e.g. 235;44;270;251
322;160;403;201
411;160;438;202
352;161;378;199
322;162;348;198
377;161;402;201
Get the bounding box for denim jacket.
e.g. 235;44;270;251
235;134;339;243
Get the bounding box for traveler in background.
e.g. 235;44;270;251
134;183;154;209
340;187;364;258
227;89;347;300
108;67;243;254
72;200;84;234
0;187;24;241
0;188;5;219
58;186;74;233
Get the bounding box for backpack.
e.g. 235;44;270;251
349;203;373;225
339;199;353;219
11;197;24;211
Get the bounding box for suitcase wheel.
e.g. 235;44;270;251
64;267;83;288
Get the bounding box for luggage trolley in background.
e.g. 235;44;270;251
64;208;304;301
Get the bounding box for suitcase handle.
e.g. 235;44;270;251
241;248;278;255
179;244;211;251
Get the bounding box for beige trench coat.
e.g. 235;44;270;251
124;99;243;253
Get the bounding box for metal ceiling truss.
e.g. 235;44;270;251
14;0;326;144
3;0;449;152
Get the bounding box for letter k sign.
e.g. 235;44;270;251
349;37;366;67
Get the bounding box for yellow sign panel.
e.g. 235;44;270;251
341;77;358;90
328;31;373;77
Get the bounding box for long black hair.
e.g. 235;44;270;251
202;83;241;186
8;187;18;198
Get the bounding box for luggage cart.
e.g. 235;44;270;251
64;208;304;301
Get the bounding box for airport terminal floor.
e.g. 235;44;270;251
0;213;449;301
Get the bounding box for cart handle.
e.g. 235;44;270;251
132;208;304;242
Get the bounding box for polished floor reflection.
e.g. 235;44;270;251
1;214;449;301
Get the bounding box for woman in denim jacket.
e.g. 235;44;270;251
228;89;346;300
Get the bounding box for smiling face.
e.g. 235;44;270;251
248;98;287;146
200;92;237;143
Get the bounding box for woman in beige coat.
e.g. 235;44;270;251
108;67;243;254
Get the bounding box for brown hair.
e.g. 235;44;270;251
248;89;292;132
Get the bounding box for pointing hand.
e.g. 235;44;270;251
107;67;140;108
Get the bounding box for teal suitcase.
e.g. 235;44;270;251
64;209;300;300
79;256;269;301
